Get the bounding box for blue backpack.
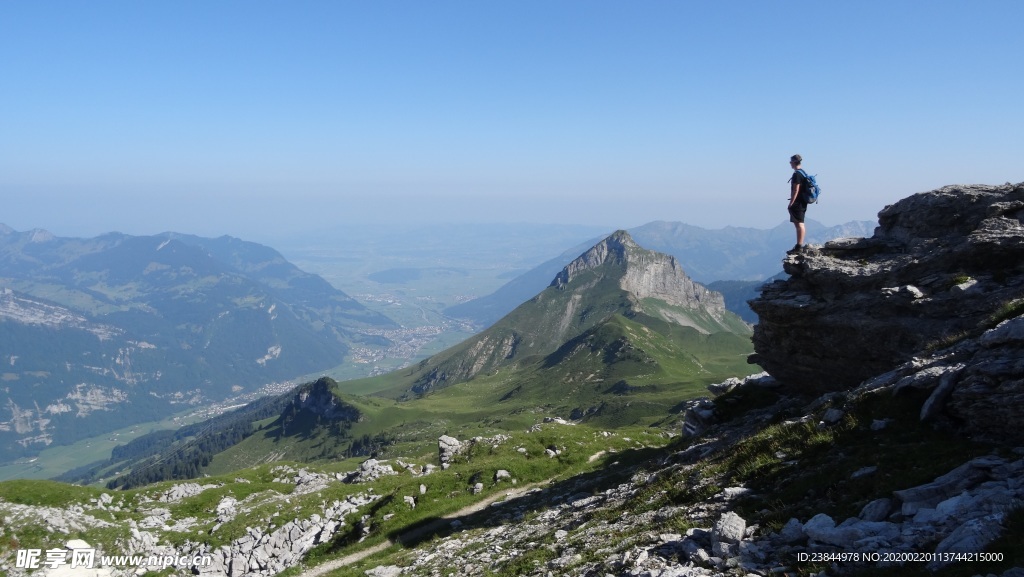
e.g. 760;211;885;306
796;169;821;203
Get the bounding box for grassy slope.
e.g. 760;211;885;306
210;313;754;470
0;422;668;574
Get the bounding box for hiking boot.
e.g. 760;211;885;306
786;244;803;255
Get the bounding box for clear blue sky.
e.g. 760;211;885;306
2;1;1022;242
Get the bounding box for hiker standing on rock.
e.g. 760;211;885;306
787;154;810;254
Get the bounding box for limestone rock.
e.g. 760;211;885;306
929;513;1006;569
802;513;900;549
291;377;360;421
156;482;220;503
681;398;715;437
216;496;239;523
858;498;893;522
438;435;463;467
344;459;397;484
711;511;746;544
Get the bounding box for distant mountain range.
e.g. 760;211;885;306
79;230;754;486
630;218;875;281
0;225;396;463
0;217;869;465
446;218;874;327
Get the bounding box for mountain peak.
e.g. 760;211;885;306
550;231;727;323
0;224;55;242
550;230;639;287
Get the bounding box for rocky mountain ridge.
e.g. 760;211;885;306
377;385;1024;577
551;230;727;323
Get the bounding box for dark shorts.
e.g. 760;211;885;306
789;202;807;224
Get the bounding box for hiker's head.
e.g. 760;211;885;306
790;154;802;167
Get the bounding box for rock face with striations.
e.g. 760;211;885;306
749;182;1024;392
551;230;727;318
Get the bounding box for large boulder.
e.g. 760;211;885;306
749;182;1024;392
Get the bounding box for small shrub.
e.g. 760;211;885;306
986;298;1024;328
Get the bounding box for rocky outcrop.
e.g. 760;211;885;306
750;182;1024;392
155;482;221;503
438;435;463;468
0;502;115;536
763;452;1024;572
189;494;378;577
1;460;457;577
850;313;1024;445
286;377;360;422
342;458;398;484
436;434;512;469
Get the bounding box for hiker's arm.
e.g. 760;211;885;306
789;180;800;206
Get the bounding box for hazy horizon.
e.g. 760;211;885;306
0;212;873;247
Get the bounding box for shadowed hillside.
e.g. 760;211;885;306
0;227;396;463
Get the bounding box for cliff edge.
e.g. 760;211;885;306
749;182;1024;442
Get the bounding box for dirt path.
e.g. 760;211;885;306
297;479;551;577
299;449;609;576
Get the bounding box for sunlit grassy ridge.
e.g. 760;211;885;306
205;310;753;469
